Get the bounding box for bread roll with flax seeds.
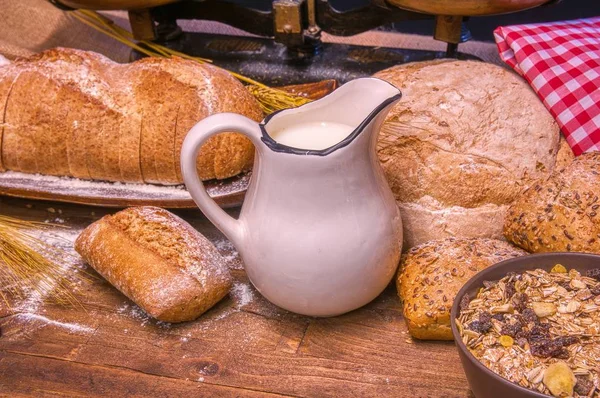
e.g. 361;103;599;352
504;151;600;253
75;206;232;322
397;237;526;340
0;48;263;184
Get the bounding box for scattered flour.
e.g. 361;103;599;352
31;226;83;253
15;313;94;334
0;170;250;202
4;226;97;337
230;281;254;309
117;302;151;326
10;226;86;314
198;377;205;382
15;288;46;314
0;171;189;199
116;302;172;329
180;332;191;343
213;238;242;269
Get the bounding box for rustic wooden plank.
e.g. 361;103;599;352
2;292;468;397
298;289;469;397
0;351;286;397
0;196;472;397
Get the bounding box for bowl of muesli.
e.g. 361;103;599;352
450;253;600;398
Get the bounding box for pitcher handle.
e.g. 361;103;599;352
181;113;263;247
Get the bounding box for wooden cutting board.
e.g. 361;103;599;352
0;80;338;209
0;170;249;209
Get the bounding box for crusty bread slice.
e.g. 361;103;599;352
64;85;92;180
101;106;123;182
83;97;109;181
118;106;143;183
110;63;143;183
0;65;20;172
132;65;159;184
48;82;71;177
169;61;263;182
75;206;232;322
4;68;49;174
133;60;180;184
36;78;62;176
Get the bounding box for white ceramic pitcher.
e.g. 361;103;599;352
181;78;403;317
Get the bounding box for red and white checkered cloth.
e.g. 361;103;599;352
494;17;600;155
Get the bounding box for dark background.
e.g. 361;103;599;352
231;0;599;42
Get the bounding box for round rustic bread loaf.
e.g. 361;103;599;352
397;237;526;340
374;60;563;249
504;151;600;253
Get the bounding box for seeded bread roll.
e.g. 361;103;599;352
75;206;232;323
504;152;600;253
397;237;526;340
0;48;263;184
375;60;561;250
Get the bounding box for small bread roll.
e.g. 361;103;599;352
75;206;232;323
504;151;600;253
397;237;526;340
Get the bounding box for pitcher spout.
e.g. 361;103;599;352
260;77;401;155
335;77;403;143
337;78;403;129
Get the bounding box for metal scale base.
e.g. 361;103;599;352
131;32;479;85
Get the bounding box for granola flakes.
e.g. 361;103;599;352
457;267;600;397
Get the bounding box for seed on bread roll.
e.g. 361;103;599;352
75;206;232;323
0;48;263;184
375;60;562;249
397;237;526;340
504;151;600;253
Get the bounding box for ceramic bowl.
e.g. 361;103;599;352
450;252;600;398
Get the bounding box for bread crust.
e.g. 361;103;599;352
0;48;263;184
397;237;526;340
75;206;232;323
375;60;561;249
0;64;20;171
504;151;600;253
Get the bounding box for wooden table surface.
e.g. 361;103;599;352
0;195;471;397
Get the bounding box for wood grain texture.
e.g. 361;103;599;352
0;196;471;397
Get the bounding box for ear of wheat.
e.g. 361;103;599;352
71;10;312;114
0;215;90;309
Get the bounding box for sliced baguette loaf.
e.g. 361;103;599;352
0;48;263;184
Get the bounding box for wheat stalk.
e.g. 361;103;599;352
0;215;89;309
71;10;311;114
